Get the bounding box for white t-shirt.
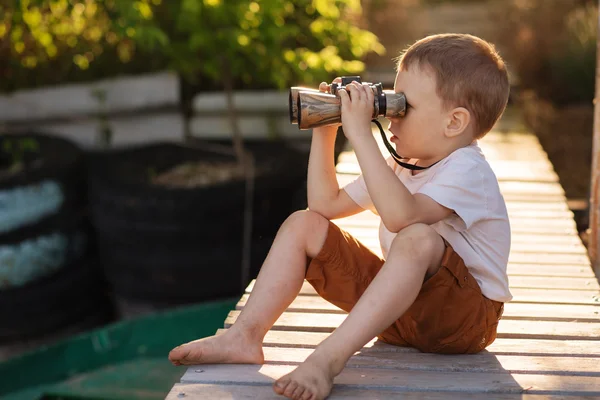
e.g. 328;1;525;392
343;142;512;302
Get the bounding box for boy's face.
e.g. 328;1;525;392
388;63;449;162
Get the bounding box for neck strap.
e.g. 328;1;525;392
372;119;439;171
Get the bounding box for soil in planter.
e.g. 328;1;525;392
151;161;245;188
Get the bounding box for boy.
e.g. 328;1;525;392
169;33;512;400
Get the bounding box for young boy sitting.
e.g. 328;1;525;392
168;33;512;400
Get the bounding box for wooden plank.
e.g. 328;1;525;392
330;227;580;245
509;235;582;245
335;173;567;196
505;202;570;211
188;346;600;376
166;383;580;400
506;255;591;268
180;365;600;395
335;161;560;183
329;207;576;223
333;218;579;236
235;294;600;322
190;114;303;139
334;227;586;248
338;152;556;171
508;276;600;291
341;237;591;260
245;281;600;305
21;112;185;149
214;329;600;356
506;264;596;278
0;71;179;122
341;233;587;255
224;311;600;339
332;210;578;228
332;217;579;231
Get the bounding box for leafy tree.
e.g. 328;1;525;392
1;0;384;91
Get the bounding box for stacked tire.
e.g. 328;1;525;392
87;141;308;314
0;132;114;342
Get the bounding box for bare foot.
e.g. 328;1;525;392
168;329;264;366
273;352;340;400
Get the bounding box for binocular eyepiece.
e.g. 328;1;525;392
289;76;406;130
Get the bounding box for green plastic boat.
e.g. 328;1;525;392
0;298;237;400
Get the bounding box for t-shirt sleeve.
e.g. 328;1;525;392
342;156;399;213
342;174;373;211
417;157;489;231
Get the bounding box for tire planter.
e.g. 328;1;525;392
0;132;114;341
88;140;309;309
0;132;87;288
0;255;114;342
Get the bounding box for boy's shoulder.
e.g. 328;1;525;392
446;142;485;162
434;142;501;188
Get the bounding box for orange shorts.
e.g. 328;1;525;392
305;222;504;354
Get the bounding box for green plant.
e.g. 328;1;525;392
0;0;169;92
0;138;40;172
548;2;597;105
2;1;384;92
158;0;384;90
490;0;596;106
90;87;112;147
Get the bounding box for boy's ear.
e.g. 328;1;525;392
445;107;470;138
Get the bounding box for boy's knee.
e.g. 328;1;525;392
283;210;330;257
390;223;444;262
284;209;329;233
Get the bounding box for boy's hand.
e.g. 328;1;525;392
338;82;374;143
318;77;342;94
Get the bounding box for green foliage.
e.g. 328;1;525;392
492;0;596;106
158;0;384;89
0;138;40;171
0;0;385;92
548;3;597;105
0;0;169;92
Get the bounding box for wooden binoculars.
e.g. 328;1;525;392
289;76;407;130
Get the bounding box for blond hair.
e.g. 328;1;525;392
397;34;509;138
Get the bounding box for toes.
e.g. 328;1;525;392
168;345;188;361
299;390;313;400
291;385;305;400
273;376;291;395
283;380;300;398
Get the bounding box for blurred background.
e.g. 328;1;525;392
0;0;596;398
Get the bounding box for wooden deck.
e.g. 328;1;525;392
166;112;600;399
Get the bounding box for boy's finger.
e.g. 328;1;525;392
319;82;330;92
338;88;350;107
347;84;361;101
364;83;374;102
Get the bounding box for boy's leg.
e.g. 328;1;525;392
168;210;330;366
274;223;445;400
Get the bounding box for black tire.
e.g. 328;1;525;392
0;133;86;222
0;132;84;190
0;255;115;342
88;140;308;305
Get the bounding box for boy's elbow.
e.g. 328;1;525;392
382;214;412;233
307;200;332;219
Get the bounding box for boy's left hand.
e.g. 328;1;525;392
337;82;374;143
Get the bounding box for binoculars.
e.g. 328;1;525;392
289;76;407;130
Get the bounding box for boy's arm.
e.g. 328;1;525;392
307;124;364;220
339;83;453;232
352;136;452;230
